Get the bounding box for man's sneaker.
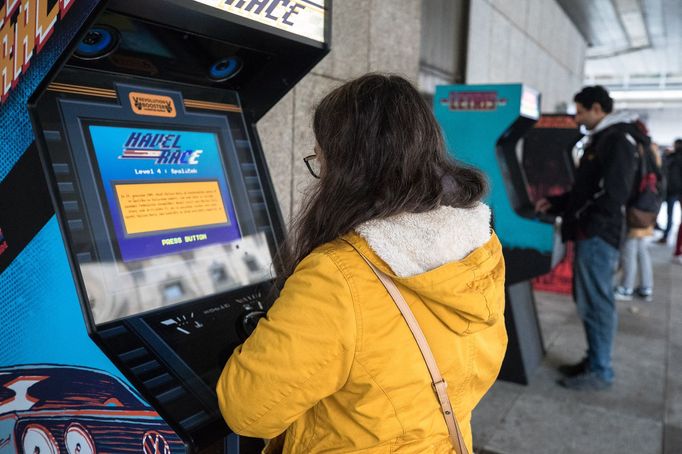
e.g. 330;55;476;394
657;237;668;244
558;371;612;391
673;255;682;265
558;357;588;377
614;286;633;301
636;287;653;302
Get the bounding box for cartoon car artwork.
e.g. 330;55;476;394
0;365;185;453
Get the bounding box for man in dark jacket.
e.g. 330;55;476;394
659;139;682;243
536;85;638;391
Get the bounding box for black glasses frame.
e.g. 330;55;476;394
303;154;320;179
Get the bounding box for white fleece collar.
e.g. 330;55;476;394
355;203;492;277
585;110;639;137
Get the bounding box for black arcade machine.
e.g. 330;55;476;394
29;0;330;451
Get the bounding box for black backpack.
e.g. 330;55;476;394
627;143;663;229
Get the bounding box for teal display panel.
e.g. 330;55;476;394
434;84;559;283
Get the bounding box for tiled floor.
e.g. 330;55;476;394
472;239;682;454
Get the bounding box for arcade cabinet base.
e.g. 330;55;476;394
498;281;545;384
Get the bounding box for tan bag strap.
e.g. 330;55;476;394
348;244;469;454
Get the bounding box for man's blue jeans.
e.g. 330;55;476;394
573;236;620;382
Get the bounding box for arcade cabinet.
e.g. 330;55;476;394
433;84;565;384
29;1;330;451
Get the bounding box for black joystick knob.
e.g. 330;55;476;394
239;310;266;339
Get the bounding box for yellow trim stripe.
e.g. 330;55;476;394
46;87;117;98
50;82;113;91
47;83;117;98
184;99;242;112
48;82;116;96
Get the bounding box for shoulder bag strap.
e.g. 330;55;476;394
347;243;469;454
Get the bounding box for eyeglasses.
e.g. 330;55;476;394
303;154;321;179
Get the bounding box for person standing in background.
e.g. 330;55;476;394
658;139;682;244
535;86;638;391
615;140;662;302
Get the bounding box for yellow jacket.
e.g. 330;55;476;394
217;221;506;453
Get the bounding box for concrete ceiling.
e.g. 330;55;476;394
558;0;682;90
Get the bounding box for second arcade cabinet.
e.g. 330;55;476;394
30;0;330;451
434;84;566;384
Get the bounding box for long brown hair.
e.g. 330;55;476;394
274;74;487;286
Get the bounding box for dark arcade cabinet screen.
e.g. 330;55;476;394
521;115;579;204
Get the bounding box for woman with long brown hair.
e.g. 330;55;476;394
217;74;507;453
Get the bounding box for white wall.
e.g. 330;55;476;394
466;0;587;113
256;0;422;225
634;107;682;146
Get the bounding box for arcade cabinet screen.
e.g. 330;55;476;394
87;125;241;262
80;124;273;324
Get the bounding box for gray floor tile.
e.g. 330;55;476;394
666;343;682;426
484;394;663;454
472;381;525;447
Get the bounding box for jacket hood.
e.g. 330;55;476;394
586;110;649;150
584;110;641;137
589;110;639;136
355;203;492;277
345;203;503;334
